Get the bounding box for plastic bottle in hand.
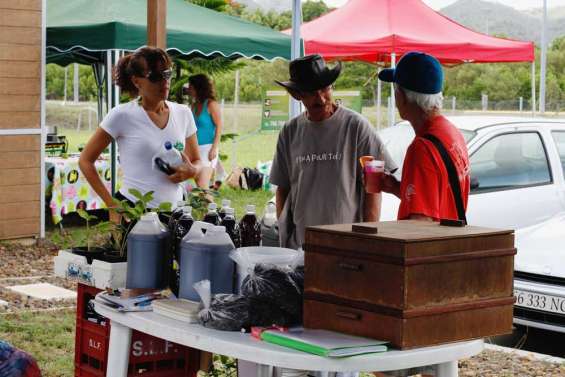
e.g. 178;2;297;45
155;141;183;174
203;202;220;225
239;204;261;247
261;202;279;247
220;207;240;248
218;199;231;220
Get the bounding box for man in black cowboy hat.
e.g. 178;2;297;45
270;54;397;250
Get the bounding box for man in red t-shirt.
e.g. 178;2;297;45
379;52;470;222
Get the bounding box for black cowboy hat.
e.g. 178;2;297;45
275;54;342;93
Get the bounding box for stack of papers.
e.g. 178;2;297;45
152;298;200;323
95;289;165;312
260;328;388;358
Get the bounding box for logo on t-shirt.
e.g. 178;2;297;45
295;152;343;164
405;184;416;202
174;141;184;152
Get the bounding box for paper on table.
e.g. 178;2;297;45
261;328;388;357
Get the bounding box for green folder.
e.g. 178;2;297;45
260;329;388;358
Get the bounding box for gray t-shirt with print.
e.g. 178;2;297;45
270;106;397;249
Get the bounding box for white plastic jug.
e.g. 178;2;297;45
179;221;236;301
126;212;169;289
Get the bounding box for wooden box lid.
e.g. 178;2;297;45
305;220;514;261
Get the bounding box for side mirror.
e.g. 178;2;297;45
470;176;480;190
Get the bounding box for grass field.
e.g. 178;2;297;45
0;310;75;377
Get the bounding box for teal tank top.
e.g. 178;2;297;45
193;99;216;145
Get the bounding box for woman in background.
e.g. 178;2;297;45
186;74;223;189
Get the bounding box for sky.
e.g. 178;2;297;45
322;0;565;10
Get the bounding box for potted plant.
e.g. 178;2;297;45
50;209;118;264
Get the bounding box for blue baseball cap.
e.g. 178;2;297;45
378;52;443;95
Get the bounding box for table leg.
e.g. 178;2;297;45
257;364;274;377
106;321;132;377
435;360;458;377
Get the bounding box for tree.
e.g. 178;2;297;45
187;0;227;12
302;1;332;22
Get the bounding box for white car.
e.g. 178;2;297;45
378;115;565;333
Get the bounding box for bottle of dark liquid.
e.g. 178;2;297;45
239;204;261;247
170;207;194;296
203;202;220;225
218;199;231;220
220;207;240;248
168;200;187;233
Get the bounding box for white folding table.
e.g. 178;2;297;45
95;302;483;377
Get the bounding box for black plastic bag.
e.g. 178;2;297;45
240;263;302;321
194;280;250;331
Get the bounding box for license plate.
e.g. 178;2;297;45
514;289;565;315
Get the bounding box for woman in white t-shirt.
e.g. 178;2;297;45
79;47;202;223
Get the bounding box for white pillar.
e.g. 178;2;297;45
290;0;302;118
232;70;240;170
519;97;523;112
73;63;79;103
376;67;382;130
388;53;396;128
531;61;536;116
40;0;47;238
451;96;456;113
539;0;548;114
63;66;68;104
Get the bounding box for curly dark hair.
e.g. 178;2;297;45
114;47;172;96
188;74;217;103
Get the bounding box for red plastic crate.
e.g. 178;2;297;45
75;283;201;377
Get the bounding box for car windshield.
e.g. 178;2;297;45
378;122;476;174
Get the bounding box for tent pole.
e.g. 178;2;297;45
232;70;240;170
539;0;547;114
531;61;536;116
376;66;382;130
389;53;396;128
290;0;302;118
106;50;118;196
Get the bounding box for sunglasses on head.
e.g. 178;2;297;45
145;69;173;82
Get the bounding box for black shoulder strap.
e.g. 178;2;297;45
422;134;467;224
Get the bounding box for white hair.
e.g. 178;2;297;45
396;85;443;114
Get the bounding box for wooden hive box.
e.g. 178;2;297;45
303;220;516;349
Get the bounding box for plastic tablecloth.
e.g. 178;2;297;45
45;155;121;224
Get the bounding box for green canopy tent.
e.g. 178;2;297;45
46;0;291;194
46;0;291;64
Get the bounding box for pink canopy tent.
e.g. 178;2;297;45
297;0;534;64
288;0;536;125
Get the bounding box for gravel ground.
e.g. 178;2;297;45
1;240;564;376
0;240;76;314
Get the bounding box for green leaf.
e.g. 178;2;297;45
158;202;172;212
77;209;89;221
142;191;155;204
128;188;144;200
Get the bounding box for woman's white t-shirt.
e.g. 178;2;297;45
101;100;197;208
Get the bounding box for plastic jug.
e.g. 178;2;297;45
179;221;236;301
260;202;279;247
126;212;169;289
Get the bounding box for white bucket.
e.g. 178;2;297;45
234;246;298;291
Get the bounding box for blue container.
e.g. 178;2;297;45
126;212;169;289
179;222;235;301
